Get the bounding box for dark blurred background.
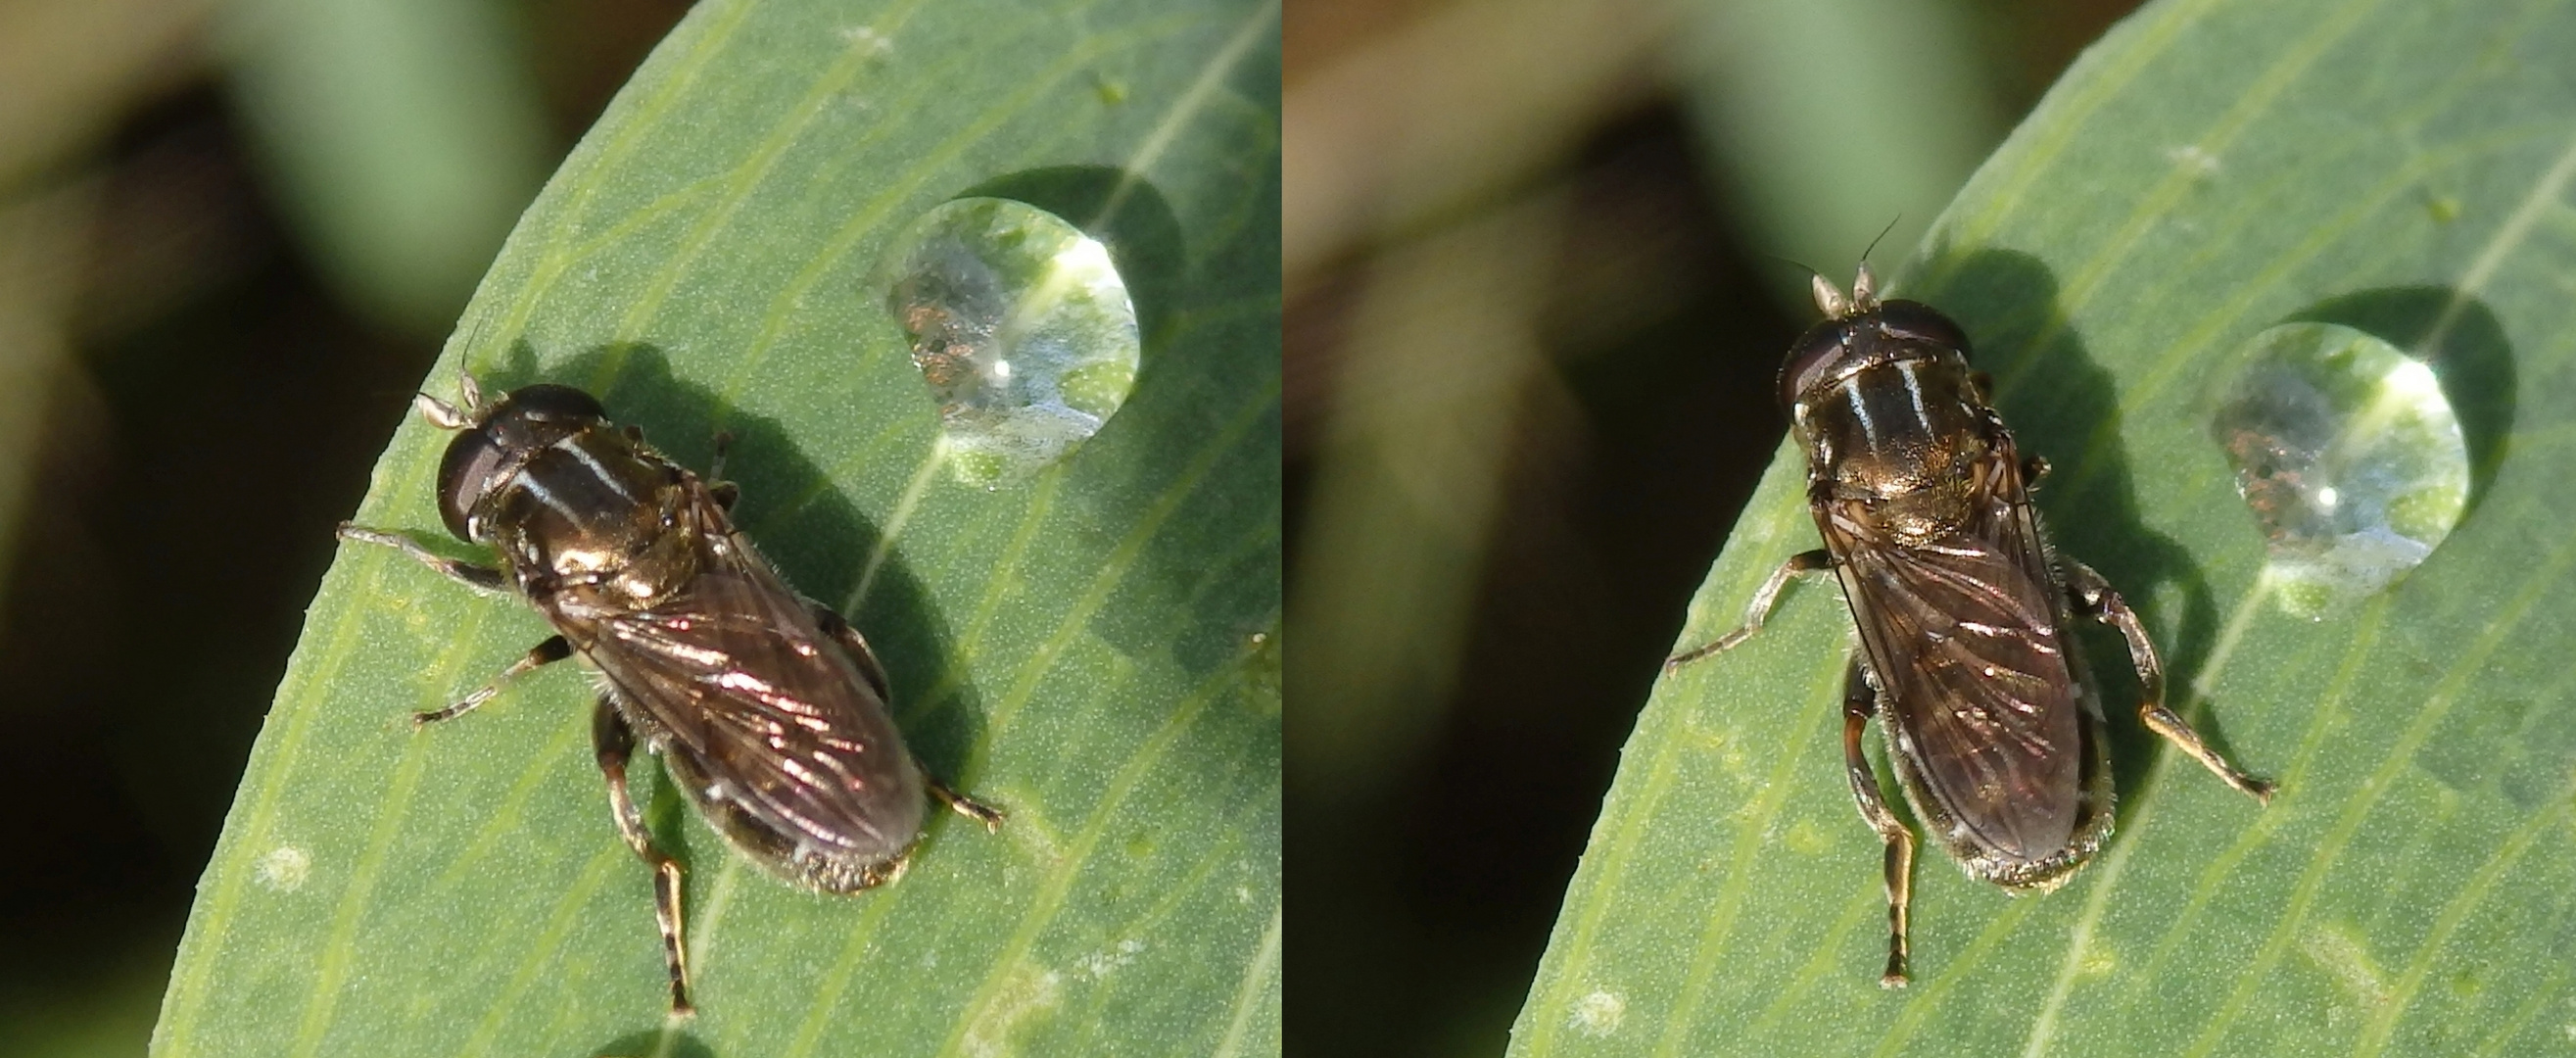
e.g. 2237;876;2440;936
0;3;687;1054
1283;1;2146;1054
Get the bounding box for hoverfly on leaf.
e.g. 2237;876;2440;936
1668;266;2271;986
340;377;1002;1015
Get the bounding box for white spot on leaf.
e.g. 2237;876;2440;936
1076;938;1146;980
2165;144;2220;176
1569;989;1625;1036
963;960;1062;1058
256;845;310;891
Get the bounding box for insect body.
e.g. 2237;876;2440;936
338;377;1002;1016
1667;266;2271;986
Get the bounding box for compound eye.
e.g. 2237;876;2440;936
501;383;607;422
1779;319;1855;409
1870;300;1973;361
435;427;507;541
479;383;609;453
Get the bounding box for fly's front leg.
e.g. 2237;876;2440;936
413;635;571;726
2062;559;2275;803
595;695;695;1018
1838;655;1916;988
810;602;1007;833
1665;549;1834;670
337;523;507;593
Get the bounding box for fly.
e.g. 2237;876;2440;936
337;376;1003;1016
1667;266;2272;986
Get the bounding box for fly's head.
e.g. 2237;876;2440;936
1780;264;1975;413
417;376;692;593
1782;267;2000;541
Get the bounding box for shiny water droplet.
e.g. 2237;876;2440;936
2212;321;2468;618
880;197;1140;487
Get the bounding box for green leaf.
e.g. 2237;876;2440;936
153;0;1280;1054
1509;1;2576;1055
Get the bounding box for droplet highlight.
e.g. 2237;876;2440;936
881;197;1141;487
2211;321;2468;618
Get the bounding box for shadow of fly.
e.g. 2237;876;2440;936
1668;267;2272;986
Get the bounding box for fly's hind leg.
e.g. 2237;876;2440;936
1838;655;1916;988
928;776;1006;833
809;602;1007;833
1665;549;1834;670
807;602;894;701
594;696;695;1018
2062;559;2275;803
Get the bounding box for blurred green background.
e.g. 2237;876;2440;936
1283;1;2148;1054
0;2;687;1054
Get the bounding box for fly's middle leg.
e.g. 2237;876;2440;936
594;695;696;1018
413;635;572;726
1665;549;1834;670
2062;559;2275;803
807;602;893;701
1837;655;1916;988
810;602;1007;833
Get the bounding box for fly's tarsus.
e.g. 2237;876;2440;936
930;777;1008;833
409;634;574;727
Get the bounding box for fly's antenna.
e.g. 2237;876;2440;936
1860;215;1903;266
1764;253;1826;280
1811;273;1852;319
414;391;470;429
1845;216;1904;313
1768;254;1856;318
449;298;501;414
454;299;496;370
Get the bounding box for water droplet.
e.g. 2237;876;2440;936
2212;321;2468;618
880;197;1140;487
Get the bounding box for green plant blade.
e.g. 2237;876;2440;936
153;0;1280;1054
1511;1;2576;1055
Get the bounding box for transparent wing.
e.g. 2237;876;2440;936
1824;457;2084;863
582;514;921;857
